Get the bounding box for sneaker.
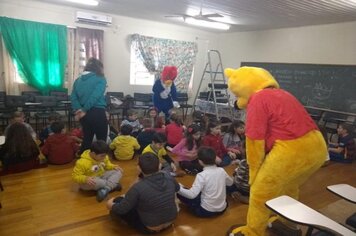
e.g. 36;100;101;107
112;183;122;192
96;188;110;202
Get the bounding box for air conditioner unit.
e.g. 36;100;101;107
76;11;112;26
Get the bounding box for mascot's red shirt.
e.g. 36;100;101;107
245;88;318;152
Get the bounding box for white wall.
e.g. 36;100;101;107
0;0;219;97
218;21;356;69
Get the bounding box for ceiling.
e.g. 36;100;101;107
37;0;356;32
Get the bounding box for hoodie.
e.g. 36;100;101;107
111;172;180;227
70;72;107;112
72;150;116;184
110;135;140;160
41;133;78;165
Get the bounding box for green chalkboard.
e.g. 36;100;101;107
240;62;356;113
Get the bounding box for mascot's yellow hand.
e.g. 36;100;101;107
246;138;266;185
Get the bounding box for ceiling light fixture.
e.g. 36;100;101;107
184;18;230;30
65;0;99;6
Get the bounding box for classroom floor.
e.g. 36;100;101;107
0;156;355;236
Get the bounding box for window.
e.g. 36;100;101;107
129;42;155;86
13;60;24;84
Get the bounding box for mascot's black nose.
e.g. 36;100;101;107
234;100;241;110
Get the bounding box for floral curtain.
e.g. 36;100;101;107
131;34;198;92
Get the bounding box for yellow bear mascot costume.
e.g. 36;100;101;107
225;67;327;236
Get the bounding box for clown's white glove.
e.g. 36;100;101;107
160;90;169;99
173;101;180;108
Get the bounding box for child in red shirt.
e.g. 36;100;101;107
165;114;184;148
41;122;79;164
202;121;236;167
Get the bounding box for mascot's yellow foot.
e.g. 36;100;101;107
267;218;302;236
226;225;247;236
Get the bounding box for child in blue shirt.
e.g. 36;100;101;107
328;123;355;163
121;109;142;137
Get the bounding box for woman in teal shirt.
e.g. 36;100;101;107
71;58;108;153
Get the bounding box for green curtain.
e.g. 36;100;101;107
0;17;67;94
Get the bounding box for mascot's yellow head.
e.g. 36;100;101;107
225;66;279;109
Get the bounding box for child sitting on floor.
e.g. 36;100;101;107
172;124;203;175
121;109;143;137
177;146;233;217
39;114;60;145
72;140;123;202
226;140;250;204
41;122;79;165
147;106;165;132
110;124;140;161
137;118;156;154
223;120;245;156
165;113;184;148
4;111;37;140
106;152;179;234
203;121;237;167
142;132;184;177
0;123;41;175
328;122;355;163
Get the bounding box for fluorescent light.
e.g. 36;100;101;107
185;18;230;30
65;0;99;6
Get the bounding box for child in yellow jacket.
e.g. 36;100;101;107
72;140;123;202
110;124;140;160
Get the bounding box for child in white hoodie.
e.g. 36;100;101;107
177;146;233;217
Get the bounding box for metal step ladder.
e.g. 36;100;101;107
192;50;234;121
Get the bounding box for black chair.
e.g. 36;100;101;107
1;95;26;130
49;90;70;113
33;96;61;132
5;95;26;109
22;91;42;123
0;92;8;131
49;91;69;101
49;91;73;128
176;92;193;121
106;92;124;126
0;92;5;109
132;93;153;116
21;91;41;103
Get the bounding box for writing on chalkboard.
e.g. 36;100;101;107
240;62;356;113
